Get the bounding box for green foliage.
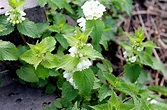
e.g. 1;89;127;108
0;16;14;36
1;1;167;110
111;0;132;16
16;65;39;82
124;63;141;83
0;25;7;32
20;37;58;69
0;40;18;60
8;0;25;8
17;20;42;38
73;68;95;95
148;86;167;97
86;19;105;46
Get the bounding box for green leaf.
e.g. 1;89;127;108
37;0;47;7
79;45;103;60
98;84;112;101
49;69;60;77
143;41;158;48
73;68;95;95
124;64;141;83
151;57;167;78
0;40;18;60
48;0;74;14
0;25;7;32
62;82;78;102
91;103;112;110
148;86;167;96
45;83;56;94
138;52;153;67
36;22;49;36
57;55;79;71
103;72;117;86
40;37;56;52
41;53;59;69
109;91;121;108
112;0;132;16
16;65;39;82
17;20;40;38
35;65;49;79
20;50;43;69
0;16;14;36
55;34;68;49
64;35;79;47
8;0;25;8
119;42;132;50
86;19;105;45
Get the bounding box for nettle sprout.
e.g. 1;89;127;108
5;8;26;25
77;0;106;31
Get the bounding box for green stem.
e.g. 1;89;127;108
19;33;27;45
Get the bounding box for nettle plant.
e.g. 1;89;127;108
0;0;167;110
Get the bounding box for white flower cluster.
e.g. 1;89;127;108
63;44;93;89
147;98;158;104
5;9;26;25
81;0;106;20
123;51;137;63
63;71;78;89
77;17;86;31
77;59;92;71
77;0;106;31
68;45;92;71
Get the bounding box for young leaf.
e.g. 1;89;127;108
138;52;153;67
17;20;40;38
0;40;18;60
151;57;167;78
124;63;141;83
143;41;158;48
86;19;105;45
79;45;103;60
16;65;39;82
98;84;112;101
35;65;49;79
40;37;56;52
91;103;112;110
0;16;14;36
57;55;79;71
55;34;68;49
109;91;121;108
73;68;95;95
20;50;43;69
41;53;59;69
148;86;167;96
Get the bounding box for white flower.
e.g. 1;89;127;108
81;0;106;20
77;17;86;31
150;99;158;104
69;46;78;57
123;51;129;58
129;56;137;63
77;59;92;71
5;8;26;25
69;78;78;89
147;98;158;104
63;71;72;81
